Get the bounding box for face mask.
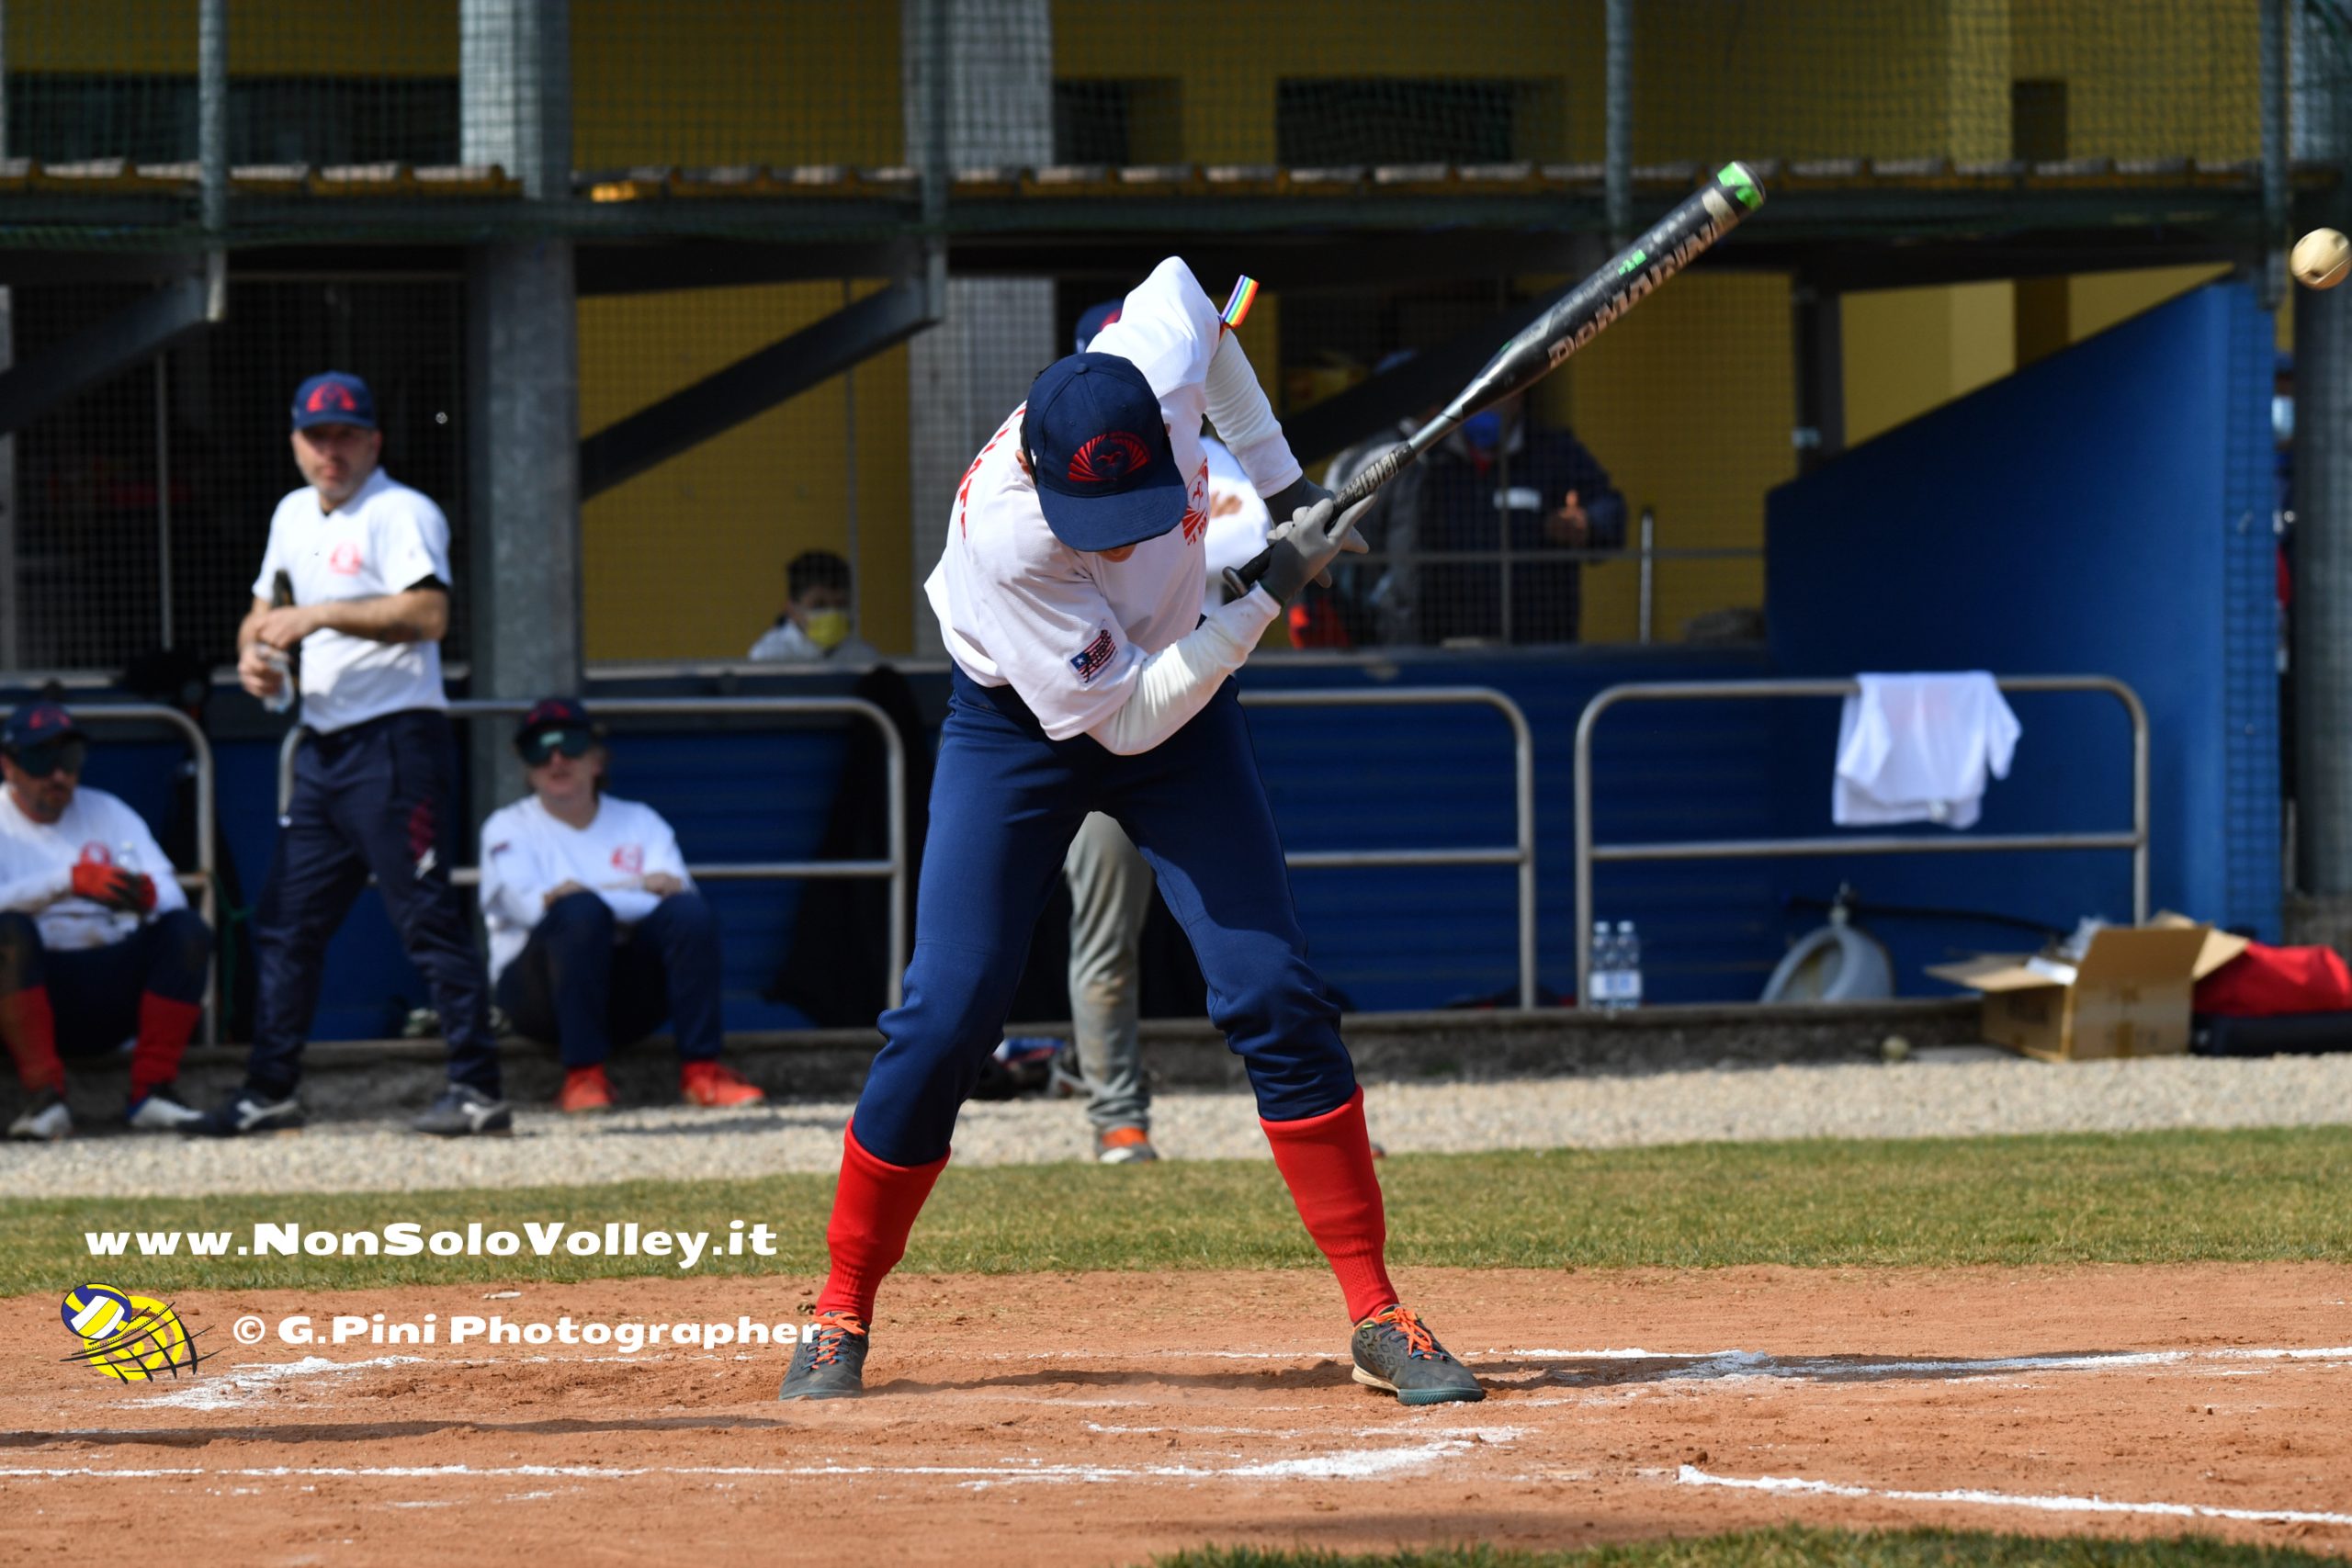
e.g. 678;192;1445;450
802;609;852;651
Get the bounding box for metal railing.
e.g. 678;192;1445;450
1572;675;2151;1002
1241;686;1537;1010
0;703;220;1041
278;696;910;1009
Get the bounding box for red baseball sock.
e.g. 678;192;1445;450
0;987;64;1095
813;1121;949;1322
130;994;202;1100
1261;1086;1397;1323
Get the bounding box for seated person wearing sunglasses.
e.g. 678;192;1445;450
478;699;767;1113
0;701;212;1139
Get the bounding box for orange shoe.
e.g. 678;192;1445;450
558;1066;614;1114
680;1060;766;1108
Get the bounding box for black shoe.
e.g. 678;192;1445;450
777;1312;869;1401
1350;1304;1486;1405
189;1089;305;1137
413;1084;513;1137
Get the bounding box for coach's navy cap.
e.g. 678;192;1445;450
290;371;378;433
1073;299;1124;355
1023;353;1183;554
0;700;85;753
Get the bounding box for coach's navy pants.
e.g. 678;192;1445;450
852;668;1353;1167
496;890;725;1068
0;908;211;1055
246;708;498;1100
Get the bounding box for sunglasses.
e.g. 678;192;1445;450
519;728;595;767
7;738;86;779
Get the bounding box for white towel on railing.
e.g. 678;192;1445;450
1833;672;2020;829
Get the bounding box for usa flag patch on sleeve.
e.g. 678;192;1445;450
1069;627;1118;684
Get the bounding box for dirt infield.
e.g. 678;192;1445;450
8;1265;2352;1565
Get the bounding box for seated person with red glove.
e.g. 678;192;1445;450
478;699;767;1114
0;701;213;1139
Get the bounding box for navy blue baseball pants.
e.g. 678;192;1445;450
851;667;1354;1167
246;707;498;1099
495;889;725;1068
0;908;211;1055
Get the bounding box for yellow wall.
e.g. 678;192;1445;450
8;0;456;73
578;282;913;661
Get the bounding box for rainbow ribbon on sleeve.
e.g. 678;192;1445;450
1221;275;1260;330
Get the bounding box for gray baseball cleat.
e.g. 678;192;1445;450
8;1089;71;1141
412;1084;513;1137
1350;1303;1486;1405
777;1312;870;1401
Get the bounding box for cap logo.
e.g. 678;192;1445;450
1068;432;1150;485
307;382;357;414
28;708;61;729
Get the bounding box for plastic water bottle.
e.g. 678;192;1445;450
261;649;297;715
1615;919;1645;1010
1588;920;1617;1010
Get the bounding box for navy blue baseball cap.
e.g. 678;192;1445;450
1;700;85;753
514;696;598;750
1023;354;1183;554
1073;298;1125;355
290;371;378;433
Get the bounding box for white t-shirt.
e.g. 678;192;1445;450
0;784;187;951
252;467;452;735
477;794;693;984
1200;434;1273;617
746;620;884;666
923;256;1298;741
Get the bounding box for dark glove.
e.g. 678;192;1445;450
71;863;151;914
1262;475;1331;522
1257;496;1372;605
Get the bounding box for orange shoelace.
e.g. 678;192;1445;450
807;1312;868;1369
1366;1304;1441;1359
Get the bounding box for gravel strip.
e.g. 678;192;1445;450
6;1052;2352;1199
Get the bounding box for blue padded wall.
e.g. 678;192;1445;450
1766;280;2282;987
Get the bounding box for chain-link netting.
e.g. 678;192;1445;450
3;278;465;672
0;0;2305;670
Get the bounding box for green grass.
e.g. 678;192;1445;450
1151;1529;2345;1568
6;1125;2352;1295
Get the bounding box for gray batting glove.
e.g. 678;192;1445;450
1257;496;1371;604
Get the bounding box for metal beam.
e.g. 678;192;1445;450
0;274;211;437
576;237;918;296
1792;277;1844;473
580;278;935;500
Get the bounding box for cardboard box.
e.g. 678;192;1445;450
1926;916;2248;1062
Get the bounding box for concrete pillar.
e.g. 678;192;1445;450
2292;0;2352;899
904;0;1054;656
462;0;580;812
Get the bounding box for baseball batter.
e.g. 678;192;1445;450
778;257;1483;1406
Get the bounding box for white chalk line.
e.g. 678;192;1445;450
1510;1345;2352;1386
0;1436;1498;1487
1679;1465;2352;1529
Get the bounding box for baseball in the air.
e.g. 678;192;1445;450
2294;228;2351;290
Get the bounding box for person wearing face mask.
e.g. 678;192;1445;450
478;698;767;1114
749;550;883;664
1418;392;1625;646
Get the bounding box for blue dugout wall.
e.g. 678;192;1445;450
1765;280;2282;985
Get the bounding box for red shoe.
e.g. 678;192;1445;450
681;1060;766;1108
558;1066;614;1115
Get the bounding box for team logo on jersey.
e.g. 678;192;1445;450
1069;627;1118;685
611;844;644;875
1181;458;1210;543
76;842;112;867
1068;432;1150;484
327;541;364;575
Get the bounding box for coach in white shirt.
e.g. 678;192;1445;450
0;701;212;1139
479;698;766;1115
202;371;504;1139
